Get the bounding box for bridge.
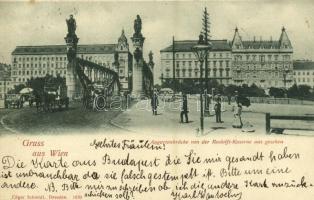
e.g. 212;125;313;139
64;15;154;109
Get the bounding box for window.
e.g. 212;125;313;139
226;70;229;77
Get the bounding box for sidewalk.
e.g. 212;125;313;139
111;99;267;136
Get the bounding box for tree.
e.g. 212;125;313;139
269;87;285;98
287;84;299;98
298;85;311;98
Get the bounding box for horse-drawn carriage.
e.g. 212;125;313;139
35;76;69;112
4;94;23;109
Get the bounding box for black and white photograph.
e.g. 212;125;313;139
0;1;314;200
0;1;314;136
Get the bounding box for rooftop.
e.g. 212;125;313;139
160;40;231;52
12;44;117;55
242;40;280;49
293;60;314;70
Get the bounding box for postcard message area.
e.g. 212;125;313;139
0;135;313;200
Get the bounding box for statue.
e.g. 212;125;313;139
66;14;77;37
133;15;142;37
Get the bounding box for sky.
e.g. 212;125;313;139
0;0;314;83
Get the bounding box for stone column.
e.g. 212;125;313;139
65;35;79;100
131;31;145;97
65;15;79;100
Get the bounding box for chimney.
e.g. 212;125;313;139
253;36;256;42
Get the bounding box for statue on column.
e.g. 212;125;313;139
133;15;142;38
66;14;77;37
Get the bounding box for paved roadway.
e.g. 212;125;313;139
111;98;314;137
1;99;314;136
0;102;125;135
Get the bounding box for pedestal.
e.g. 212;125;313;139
131;60;144;98
66;59;80;100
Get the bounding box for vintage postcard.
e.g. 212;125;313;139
0;0;313;199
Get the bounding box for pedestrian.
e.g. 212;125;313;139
180;93;189;123
151;90;159;115
214;97;223;123
232;102;243;128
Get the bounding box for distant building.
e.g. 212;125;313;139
293;60;314;88
0;63;12;99
160;27;294;89
11;30;133;92
231;27;293;88
160;40;233;85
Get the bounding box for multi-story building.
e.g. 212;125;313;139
231;27;293;88
293;60;314;88
11;30;133;92
0;63;12;99
160;40;233;85
160;27;294;89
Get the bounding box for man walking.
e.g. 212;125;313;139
151;90;159;115
180;93;189;123
214;97;222;123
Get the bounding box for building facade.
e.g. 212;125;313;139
160;40;233;85
11;30;132;92
231;27;293;88
160;27;294;89
293;60;314;88
0;63;12;99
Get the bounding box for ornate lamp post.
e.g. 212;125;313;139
283;67;289;98
283;67;289;89
192;34;211;133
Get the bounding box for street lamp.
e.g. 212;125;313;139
192;34;211;134
283;67;289;89
283;67;289;98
